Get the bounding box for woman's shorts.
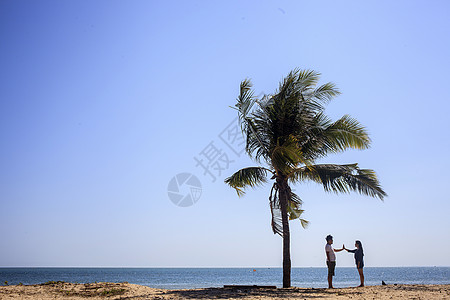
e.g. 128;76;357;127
356;260;364;269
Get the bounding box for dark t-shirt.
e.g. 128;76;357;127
348;248;364;268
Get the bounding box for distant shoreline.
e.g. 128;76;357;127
0;265;450;269
1;282;449;299
1;267;449;290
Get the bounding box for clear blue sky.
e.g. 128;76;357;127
1;0;450;268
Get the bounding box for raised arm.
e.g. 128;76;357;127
334;244;345;252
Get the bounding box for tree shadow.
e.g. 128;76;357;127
161;287;359;299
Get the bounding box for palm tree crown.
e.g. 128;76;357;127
225;69;386;288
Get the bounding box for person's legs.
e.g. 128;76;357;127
327;261;335;288
357;268;364;287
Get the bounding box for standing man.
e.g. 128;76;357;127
325;235;344;288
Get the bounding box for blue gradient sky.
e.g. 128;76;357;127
1;0;450;267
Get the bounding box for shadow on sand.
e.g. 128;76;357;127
160;287;363;299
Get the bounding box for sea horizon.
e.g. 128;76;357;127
1;267;449;289
2;265;449;268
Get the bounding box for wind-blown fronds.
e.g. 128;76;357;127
306;82;340;105
245;115;271;162
269;183;283;235
225;68;386;288
235;79;257;120
287;190;308;228
290;164;386;200
224;167;270;196
270;136;306;174
296;69;320;88
269;184;309;236
323;115;371;152
234;80;270;160
298;113;371;160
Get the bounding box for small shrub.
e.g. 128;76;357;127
100;288;126;296
42;280;65;285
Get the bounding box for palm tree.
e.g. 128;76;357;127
225;69;387;288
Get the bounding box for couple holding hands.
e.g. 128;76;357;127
325;234;364;288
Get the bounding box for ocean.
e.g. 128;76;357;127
0;267;449;289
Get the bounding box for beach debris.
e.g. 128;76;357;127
382;281;387;285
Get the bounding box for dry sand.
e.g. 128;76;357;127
0;282;449;299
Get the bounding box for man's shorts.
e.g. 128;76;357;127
327;261;336;276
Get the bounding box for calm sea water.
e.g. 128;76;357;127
0;267;449;289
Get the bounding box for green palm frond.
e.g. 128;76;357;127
300;219;309;228
296;69;320;92
300;114;371;159
224;167;271;196
270;136;305;174
290;163;386;200
307;82;341;104
324;115;371;152
234;80;271;160
235;79;257;119
245;115;271;162
287;190;308;228
276;69;321;117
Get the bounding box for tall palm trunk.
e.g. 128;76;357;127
277;176;291;288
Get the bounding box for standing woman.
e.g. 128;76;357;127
344;240;364;287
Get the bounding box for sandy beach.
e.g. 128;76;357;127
0;282;449;299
